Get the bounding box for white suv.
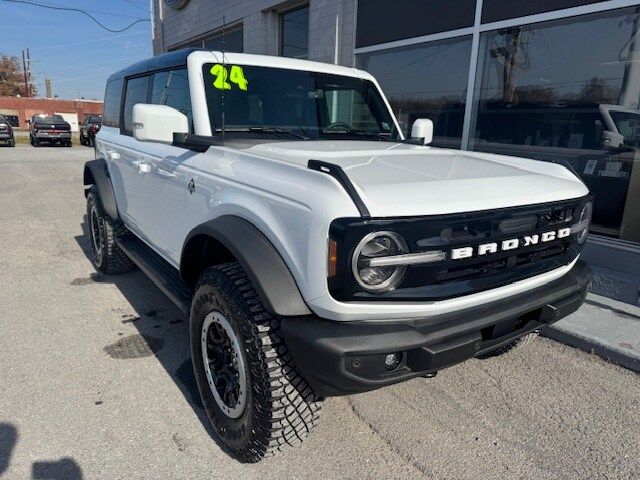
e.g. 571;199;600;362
84;49;593;462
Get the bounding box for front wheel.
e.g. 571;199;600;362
8;137;14;147
190;263;321;462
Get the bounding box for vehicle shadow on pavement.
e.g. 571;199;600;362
0;422;84;479
0;423;17;476
74;221;237;459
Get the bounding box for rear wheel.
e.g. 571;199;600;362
190;263;321;463
477;332;537;359
86;186;134;274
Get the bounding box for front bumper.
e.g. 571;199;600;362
281;260;591;397
0;132;11;140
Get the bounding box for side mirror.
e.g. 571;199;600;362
411;118;433;145
132;104;188;144
601;130;625;150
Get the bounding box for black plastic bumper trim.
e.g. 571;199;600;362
281;260;591;397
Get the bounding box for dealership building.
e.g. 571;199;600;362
152;0;640;304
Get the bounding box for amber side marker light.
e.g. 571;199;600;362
328;238;338;277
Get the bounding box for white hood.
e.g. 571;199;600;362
247;141;589;217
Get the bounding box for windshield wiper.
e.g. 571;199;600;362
215;126;311;140
248;126;310;139
321;127;393;141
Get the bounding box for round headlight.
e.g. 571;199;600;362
575;201;593;244
352;231;408;292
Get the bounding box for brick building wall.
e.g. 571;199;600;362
0;97;103;130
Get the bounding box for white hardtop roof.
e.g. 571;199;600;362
187;51;376;81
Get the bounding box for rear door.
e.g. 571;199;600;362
109;74;152;238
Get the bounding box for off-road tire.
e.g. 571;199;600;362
190;262;322;463
477;332;537;359
86;186;134;274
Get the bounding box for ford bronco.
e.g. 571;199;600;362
83;49;592;462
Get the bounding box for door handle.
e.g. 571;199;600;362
134;160;151;174
107;150;120;160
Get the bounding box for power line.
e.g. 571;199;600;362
122;0;148;13
28;30;148;51
0;0;150;33
38;43;147;61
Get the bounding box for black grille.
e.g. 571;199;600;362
328;196;590;302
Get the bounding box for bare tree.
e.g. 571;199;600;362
0;54;36;97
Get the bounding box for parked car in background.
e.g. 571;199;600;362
0;114;15;147
80;115;102;147
29;114;72;147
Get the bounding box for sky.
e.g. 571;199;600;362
0;0;153;100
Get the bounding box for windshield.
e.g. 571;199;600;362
0;115;6;124
610;110;640;147
202;63;398;141
88;115;102;124
35;115;65;124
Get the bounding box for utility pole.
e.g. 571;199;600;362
26;49;31;96
21;49;29;97
45;78;51;98
21;48;32;97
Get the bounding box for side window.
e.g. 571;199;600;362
103;79;123;128
122;76;150;135
150;69;193;132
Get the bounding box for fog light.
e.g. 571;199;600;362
384;352;402;371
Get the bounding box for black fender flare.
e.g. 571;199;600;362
181;216;312;317
83;158;119;220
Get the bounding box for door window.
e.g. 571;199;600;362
122;76;150;135
150;69;193;131
103;79;123;128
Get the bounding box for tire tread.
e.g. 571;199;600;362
194;262;321;462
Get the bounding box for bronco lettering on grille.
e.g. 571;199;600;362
450;228;571;260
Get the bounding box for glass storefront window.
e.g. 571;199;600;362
203;28;243;53
280;6;309;59
357;36;472;148
470;7;640;242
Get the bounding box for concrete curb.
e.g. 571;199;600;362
542;326;640;373
540;293;640;374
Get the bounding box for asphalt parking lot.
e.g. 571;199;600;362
0;144;639;480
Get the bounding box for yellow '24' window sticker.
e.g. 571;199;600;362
210;64;248;91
